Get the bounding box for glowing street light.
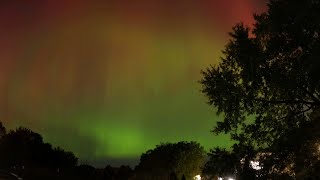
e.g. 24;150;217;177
250;161;262;170
193;175;201;180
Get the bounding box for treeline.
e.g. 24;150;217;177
0;122;206;180
0;122;137;180
0;122;76;179
0;125;77;170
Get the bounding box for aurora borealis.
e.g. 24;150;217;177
0;0;266;166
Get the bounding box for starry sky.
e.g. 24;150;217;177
0;0;266;167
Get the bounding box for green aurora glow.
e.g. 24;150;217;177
0;0;266;166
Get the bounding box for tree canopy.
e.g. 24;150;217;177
0;124;78;169
136;141;206;180
200;0;320;178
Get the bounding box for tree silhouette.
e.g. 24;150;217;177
181;174;186;180
136;141;206;180
0;121;7;168
51;147;78;169
103;165;115;179
203;147;237;178
76;164;96;179
260;109;320;178
116;165;133;180
200;0;320;178
0;125;78;170
0;127;45;168
0;121;6;138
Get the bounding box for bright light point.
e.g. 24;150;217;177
193;175;201;180
218;177;223;180
228;178;234;180
250;161;262;170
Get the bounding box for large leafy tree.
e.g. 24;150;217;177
200;0;320;177
265;109;320;177
136;141;206;180
203;147;237;178
0;127;45;167
0;126;78;169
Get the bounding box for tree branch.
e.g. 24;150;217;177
314;90;320;98
275;105;313;121
304;88;320;103
253;98;320;106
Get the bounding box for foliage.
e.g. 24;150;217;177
200;0;320;177
103;165;115;179
203;147;237;177
203;144;256;179
0;122;6;138
51;147;78;168
0;124;78;169
136;141;206;180
260;109;320;178
116;165;133;180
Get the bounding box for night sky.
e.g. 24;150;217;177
0;0;266;166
